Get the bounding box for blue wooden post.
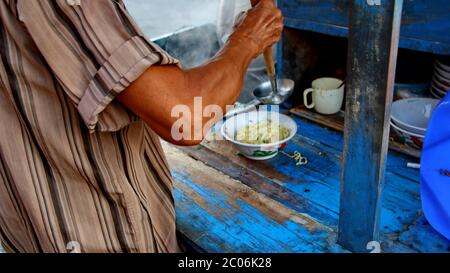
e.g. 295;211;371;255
338;0;403;252
276;32;285;78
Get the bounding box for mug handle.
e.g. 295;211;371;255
303;88;315;109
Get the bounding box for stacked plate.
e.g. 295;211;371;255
390;98;440;149
431;57;450;99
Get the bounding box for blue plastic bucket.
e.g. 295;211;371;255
420;91;450;240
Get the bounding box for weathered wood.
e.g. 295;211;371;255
164;144;347;253
187;117;450;252
290;107;346;132
398;217;450;253
177;144;417;252
338;0;404;252
177;144;339;228
289;106;422;159
166;115;450;252
194;132;423;236
183;142;442;252
279;0;450;55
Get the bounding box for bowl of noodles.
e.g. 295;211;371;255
221;111;297;160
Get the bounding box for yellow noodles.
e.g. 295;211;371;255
236;120;290;144
282;151;308;166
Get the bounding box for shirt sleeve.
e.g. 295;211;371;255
17;0;179;132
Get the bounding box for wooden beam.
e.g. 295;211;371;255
338;0;403;252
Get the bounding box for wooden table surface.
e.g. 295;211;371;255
165;114;450;253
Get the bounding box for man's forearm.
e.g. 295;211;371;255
184;38;257;113
117;38;256;145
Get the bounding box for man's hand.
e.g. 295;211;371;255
229;0;284;58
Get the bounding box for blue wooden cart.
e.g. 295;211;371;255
159;0;450;253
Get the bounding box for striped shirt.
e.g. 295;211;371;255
0;0;180;253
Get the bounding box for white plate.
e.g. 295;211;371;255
430;87;444;99
433;75;450;91
390;120;425;149
391;98;439;135
434;71;450;88
431;81;448;95
391;118;427;136
435;63;450;80
390;119;425;138
436;59;450;73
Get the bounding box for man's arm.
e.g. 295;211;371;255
118;0;283;146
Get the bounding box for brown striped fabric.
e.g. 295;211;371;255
0;0;181;253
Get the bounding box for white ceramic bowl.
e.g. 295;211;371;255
391;98;440;135
431;82;448;96
221;111;297;160
436;59;450;73
390;120;424;149
435;64;450;81
433;75;450;91
430;87;443;99
434;73;450;89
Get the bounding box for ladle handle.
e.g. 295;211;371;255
263;49;276;79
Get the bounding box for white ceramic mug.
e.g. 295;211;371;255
303;77;345;115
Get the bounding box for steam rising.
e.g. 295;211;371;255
124;0;221;39
124;0;252;68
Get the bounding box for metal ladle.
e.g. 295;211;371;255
258;45;283;105
225;78;295;118
224;48;295;117
253;78;294;105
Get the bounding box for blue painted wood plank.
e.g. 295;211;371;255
264;141;420;237
399;217;450;253
175;186;340;253
166;146;348;253
339;0;403;252
276;32;286;78
280;0;450;55
281;141;422;235
170;142;418;253
195;122;443;251
202;134;444;252
208;118;423;234
178;145;340;228
284;17;350;38
167;120;449;252
291;117;421;182
289;117;450;251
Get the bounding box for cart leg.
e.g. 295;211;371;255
338;0;403;252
